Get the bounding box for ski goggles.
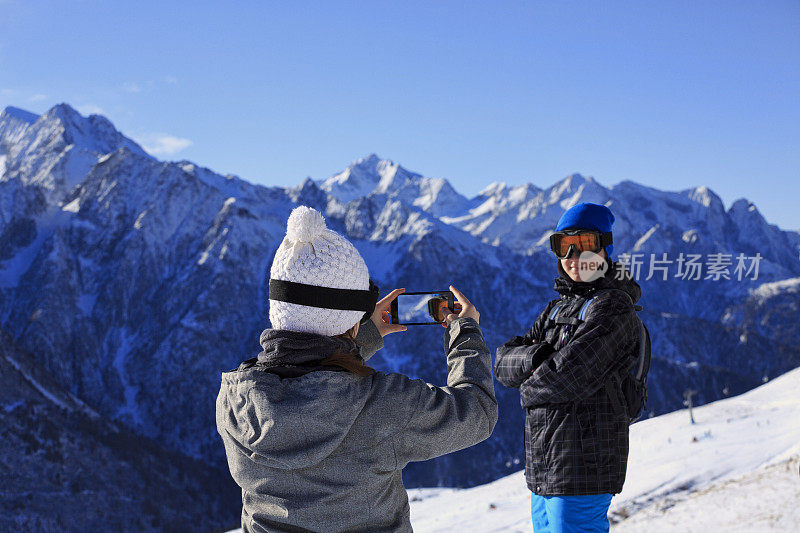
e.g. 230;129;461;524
269;278;380;325
549;229;613;259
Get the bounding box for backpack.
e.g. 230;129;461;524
546;289;652;424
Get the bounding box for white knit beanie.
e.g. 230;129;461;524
268;206;369;336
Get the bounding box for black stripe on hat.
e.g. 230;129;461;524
269;278;378;313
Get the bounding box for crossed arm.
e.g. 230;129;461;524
494;299;558;389
495;296;637;408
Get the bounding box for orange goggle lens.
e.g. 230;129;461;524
551;232;602;258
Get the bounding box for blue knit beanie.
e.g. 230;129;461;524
555;202;615;258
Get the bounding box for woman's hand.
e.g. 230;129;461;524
441;285;480;327
371;288;408;337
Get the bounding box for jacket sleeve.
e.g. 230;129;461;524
519;294;638;408
355;318;383;362
392;317;498;466
494;300;557;389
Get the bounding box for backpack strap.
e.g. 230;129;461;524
554;316;581;326
578;289;646;420
634;316;649;381
547;291;636;334
545;301;565;329
547;295;600;328
578;295;597;321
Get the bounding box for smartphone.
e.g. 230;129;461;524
390;291;455;326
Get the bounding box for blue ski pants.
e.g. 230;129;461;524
530;492;613;533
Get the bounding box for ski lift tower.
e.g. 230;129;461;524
683;389;697;424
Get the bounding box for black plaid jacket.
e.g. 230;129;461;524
495;260;641;496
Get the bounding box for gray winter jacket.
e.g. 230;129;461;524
216;316;497;533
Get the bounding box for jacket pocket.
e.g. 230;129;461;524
575;405;598;467
527;407;549;466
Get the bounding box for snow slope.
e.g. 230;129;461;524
409;366;800;532
609;369;800;518
225;366;800;532
611;456;800;532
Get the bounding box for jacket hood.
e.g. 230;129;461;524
555;259;641;304
216;329;369;470
255;328;361;377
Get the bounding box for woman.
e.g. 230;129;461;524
216;205;497;533
494;202;642;533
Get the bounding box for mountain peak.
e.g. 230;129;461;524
46;102;83;121
477;181;508;197
730;197;755;212
728;197;767;224
296;176;321;192
321;154;420;203
354;153;382;166
549;172;599;198
36;102;149;159
684;184;725;211
562;172;590;185
42;102;104;133
476;181;545;203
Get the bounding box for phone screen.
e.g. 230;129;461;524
391;291;453;325
395;294;436;324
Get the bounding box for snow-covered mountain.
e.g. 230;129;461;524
2;102;799;530
0;325;239;531
0;104;149;208
319;153;474;217
445;174;800;277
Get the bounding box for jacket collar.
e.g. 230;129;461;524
249;328;361;377
554;258;641;303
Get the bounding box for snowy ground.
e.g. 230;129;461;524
611;455;800;532
225;367;800;532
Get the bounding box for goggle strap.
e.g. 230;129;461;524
269;278;379;313
551;230;612;244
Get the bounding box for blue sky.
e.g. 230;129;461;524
1;0;799;229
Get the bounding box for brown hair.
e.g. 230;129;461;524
319;324;376;377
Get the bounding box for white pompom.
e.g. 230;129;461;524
286;206;327;243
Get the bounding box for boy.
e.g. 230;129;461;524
495;202;642;532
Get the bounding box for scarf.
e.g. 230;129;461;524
251;328;362;378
